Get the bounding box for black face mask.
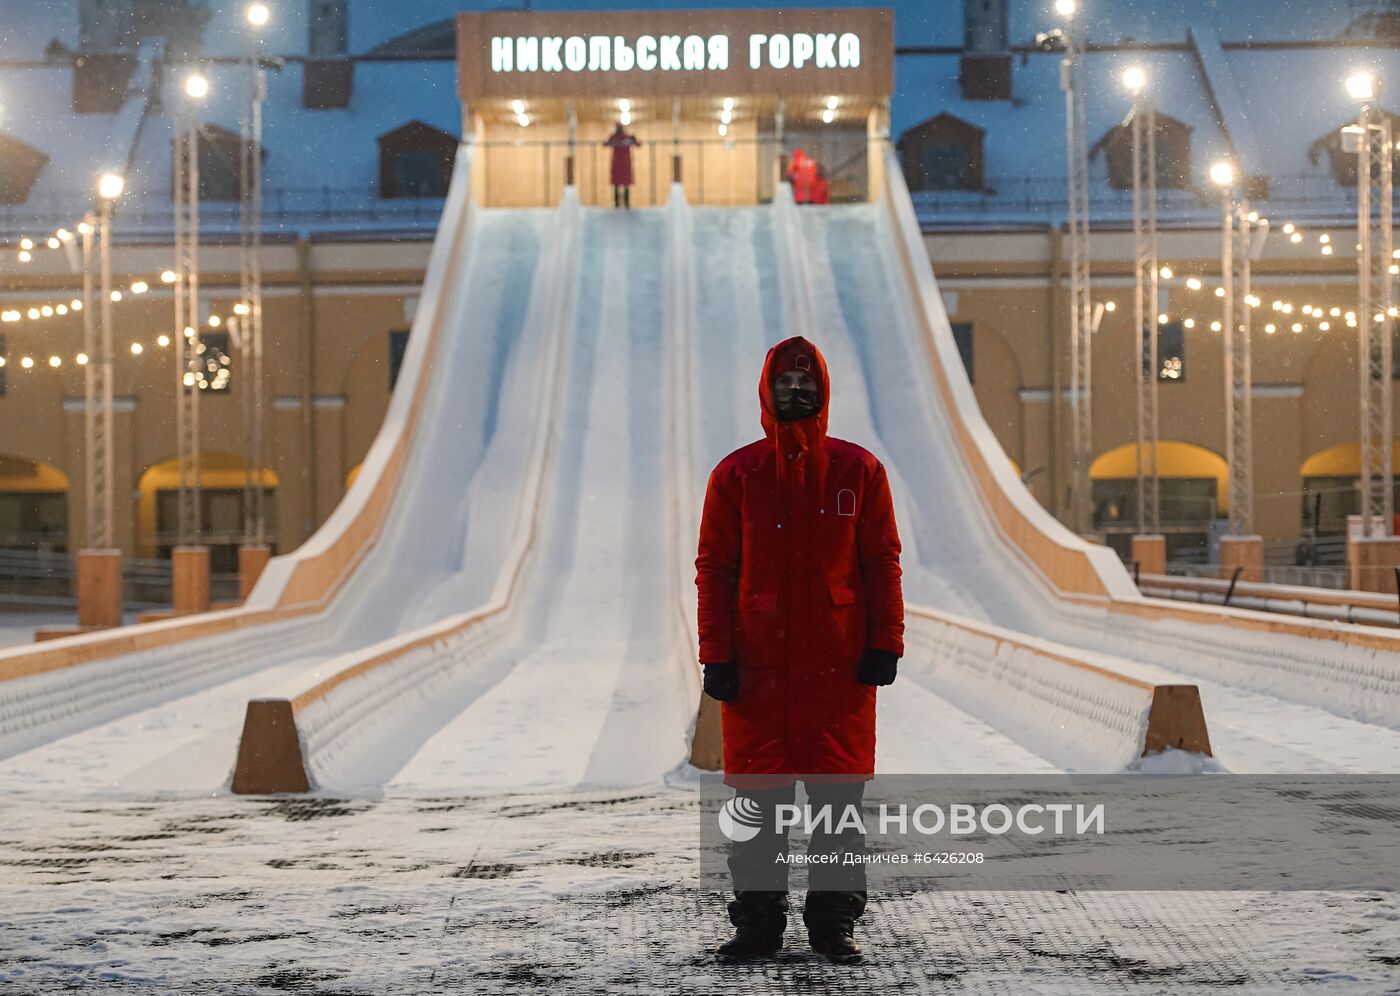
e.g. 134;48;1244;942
774;383;820;421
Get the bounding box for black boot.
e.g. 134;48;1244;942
716;891;787;961
804;891;865;964
808;921;862;964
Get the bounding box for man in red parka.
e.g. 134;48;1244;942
695;335;904;964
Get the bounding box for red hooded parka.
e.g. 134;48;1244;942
695;336;904;788
787;148;818;204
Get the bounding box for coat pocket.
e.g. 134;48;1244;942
739;592;778;612
827;582;861;606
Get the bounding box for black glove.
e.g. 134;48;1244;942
857;648;899;686
703;662;740;701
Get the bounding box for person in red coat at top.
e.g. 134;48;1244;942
786;147;819;204
810;163;831;205
603;122;640;209
695;335;904;964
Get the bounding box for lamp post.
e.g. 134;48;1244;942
173;70;211;613
75;178;124;630
1057;0;1094;536
240;3;272;596
79;212;97;553
1123;64;1160;539
1344;69;1398;591
95;173;123;551
1212;159;1261;579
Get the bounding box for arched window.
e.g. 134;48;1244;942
172;124;264;202
895;113;985;192
378;121;457;199
1093;110;1193;191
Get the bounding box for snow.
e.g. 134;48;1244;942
2;790;1399;993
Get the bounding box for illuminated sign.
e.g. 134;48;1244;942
489;32;862;74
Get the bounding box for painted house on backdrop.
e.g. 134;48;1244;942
0;0;1396;574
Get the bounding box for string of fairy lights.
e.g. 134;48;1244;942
1095;216;1399;360
3;217;244;389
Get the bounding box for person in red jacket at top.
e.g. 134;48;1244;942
604;122;640;209
810;163;831;205
695;335;904;965
787;148;819;204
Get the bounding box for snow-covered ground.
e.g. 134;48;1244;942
2;789;1397;994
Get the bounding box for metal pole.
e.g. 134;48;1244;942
252;56;266;546
240;38;254;544
174;116;189;548
1358;103;1395;538
188;101;203;538
81;215;98;548
1062;21;1093;535
1130;97;1150;533
97;198;115;550
1115;88;1166;531
240;33;268;547
1145;103;1160;532
1221;182;1254;536
178;99;204;543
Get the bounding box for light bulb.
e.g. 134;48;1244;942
98;172;125;199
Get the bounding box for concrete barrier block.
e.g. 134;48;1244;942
231;699;311;794
1143;684;1213;756
172;546;211;614
77;549;123;629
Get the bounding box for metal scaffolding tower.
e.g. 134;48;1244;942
1355;104;1395;538
175;94;204;544
1130;96;1161;535
1219;178;1255;536
1061;15;1093;535
240;37;268;547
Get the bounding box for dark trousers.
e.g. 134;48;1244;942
613;185;631;208
726;781;868;934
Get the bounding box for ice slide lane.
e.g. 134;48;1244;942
794;202;1400;775
0;207;557;795
379;209;699;794
247;206;697;795
680;204;1059;777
